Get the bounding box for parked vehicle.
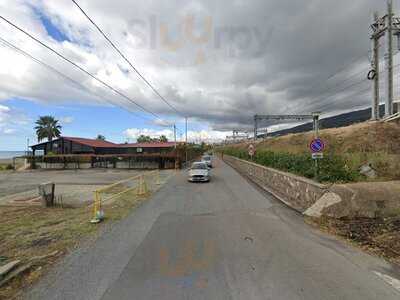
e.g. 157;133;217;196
188;162;210;182
201;155;213;168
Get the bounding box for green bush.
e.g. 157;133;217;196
221;147;359;183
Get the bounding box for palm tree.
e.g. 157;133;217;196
35;116;62;142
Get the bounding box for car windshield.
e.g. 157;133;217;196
191;164;207;170
202;157;211;161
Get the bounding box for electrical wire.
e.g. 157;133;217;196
298;78;369;114
71;0;184;117
299;62;400;114
298;53;370;103
0;35;153;122
0;15;163;121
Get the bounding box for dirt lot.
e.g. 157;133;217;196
0;170;172;300
307;216;400;266
0;169;145;207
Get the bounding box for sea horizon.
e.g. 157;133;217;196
0;151;27;159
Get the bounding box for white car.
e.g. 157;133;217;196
188;162;211;182
201;155;213;168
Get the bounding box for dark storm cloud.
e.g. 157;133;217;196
0;0;388;132
120;0;383;130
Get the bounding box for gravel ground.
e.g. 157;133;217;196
0;169;146;206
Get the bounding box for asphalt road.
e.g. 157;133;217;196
27;158;400;300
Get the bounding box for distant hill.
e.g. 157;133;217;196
266;105;386;137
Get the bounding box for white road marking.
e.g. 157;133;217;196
373;271;400;292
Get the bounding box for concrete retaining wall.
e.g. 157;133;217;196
223;155;327;212
224;155;400;218
308;182;400;218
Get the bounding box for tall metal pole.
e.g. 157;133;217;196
372;12;380;120
173;124;177;170
185;117;188;167
312;113;320;181
312;113;320;138
254;115;258;142
185;117;188;144
174;124;177;149
386;0;394;116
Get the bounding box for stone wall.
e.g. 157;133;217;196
223;155;327;212
224;155;400;218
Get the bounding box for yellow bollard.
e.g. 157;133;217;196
137;175;148;196
156;170;162;185
91;191;104;224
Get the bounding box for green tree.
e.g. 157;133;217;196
34;116;62;142
159;135;168;142
137;135;153;143
96;134;106;141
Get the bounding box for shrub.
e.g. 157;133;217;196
221;147;359;183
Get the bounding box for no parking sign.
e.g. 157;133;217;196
310;138;325;160
310;138;325;153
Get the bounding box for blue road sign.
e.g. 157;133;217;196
310;138;325;153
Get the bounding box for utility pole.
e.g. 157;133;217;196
26;138;30;156
386;0;394;116
174;124;177;149
312;112;320;180
369;0;400;119
185;117;188;167
173;124;177;170
312;112;320;139
254;115;258;142
371;12;380;120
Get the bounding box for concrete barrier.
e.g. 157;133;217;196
223;155;400;218
306;182;400;218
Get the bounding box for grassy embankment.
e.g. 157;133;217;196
220;122;400;183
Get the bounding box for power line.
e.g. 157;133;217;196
290;49;400;114
71;0;184;117
298;77;369;114
0;35;154;122
299;53;370;103
0;15;163;120
298;60;400;114
290;67;369;114
317;88;370;113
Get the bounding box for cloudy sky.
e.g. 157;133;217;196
0;0;392;150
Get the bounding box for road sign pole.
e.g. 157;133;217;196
310;136;324;182
314;159;319;181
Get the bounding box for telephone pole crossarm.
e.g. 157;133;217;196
369;0;400;119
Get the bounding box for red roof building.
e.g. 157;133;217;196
30;137;179;156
